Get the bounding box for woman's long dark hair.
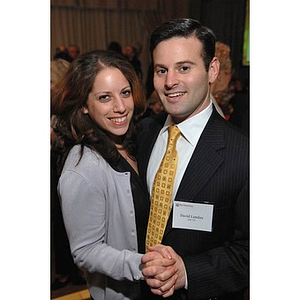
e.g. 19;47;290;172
51;50;146;176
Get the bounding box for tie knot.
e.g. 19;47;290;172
168;125;181;144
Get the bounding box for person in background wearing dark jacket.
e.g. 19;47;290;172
123;45;143;81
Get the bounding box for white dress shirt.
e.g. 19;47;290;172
147;101;213;203
146;101;213;289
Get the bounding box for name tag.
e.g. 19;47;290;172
172;200;214;232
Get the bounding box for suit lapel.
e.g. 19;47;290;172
177;112;225;199
164;109;225;236
176;141;223;200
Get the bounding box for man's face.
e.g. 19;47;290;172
153;36;219;123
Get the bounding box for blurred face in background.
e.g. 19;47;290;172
148;90;164;114
123;46;134;59
68;45;80;60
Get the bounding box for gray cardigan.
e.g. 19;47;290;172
58;145;144;300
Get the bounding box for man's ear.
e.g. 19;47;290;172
208;57;220;84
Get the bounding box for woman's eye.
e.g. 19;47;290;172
98;95;110;102
157;69;166;75
122;90;131;97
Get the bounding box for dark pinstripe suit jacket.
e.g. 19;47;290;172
137;108;249;300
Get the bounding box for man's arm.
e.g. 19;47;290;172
184;179;249;299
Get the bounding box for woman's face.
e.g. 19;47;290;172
83;67;134;144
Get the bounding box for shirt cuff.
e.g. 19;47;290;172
184;268;188;289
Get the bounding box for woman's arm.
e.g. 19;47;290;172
58;168;144;282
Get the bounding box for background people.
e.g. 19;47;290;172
53;44;81;63
53;48;73;63
50;58;85;291
108;41;123;55
138;18;249;300
229;78;249;136
67;44;80;61
51;50;176;300
51;59;70;91
210;41;234;120
139;90;164;120
123;45;143;81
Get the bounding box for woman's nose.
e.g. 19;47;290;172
113;96;126;113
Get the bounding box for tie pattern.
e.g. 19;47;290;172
146;125;181;251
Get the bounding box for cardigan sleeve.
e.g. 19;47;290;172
58;167;144;282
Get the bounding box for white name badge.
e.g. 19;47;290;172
172;200;214;232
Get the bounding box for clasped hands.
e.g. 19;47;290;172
141;244;186;297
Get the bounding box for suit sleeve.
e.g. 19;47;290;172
184;178;249;299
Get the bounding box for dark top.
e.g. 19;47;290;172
114;156;150;254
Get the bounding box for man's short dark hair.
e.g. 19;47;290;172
150;18;216;71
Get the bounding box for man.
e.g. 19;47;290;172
137;18;249;300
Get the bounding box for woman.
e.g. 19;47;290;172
51;50;150;300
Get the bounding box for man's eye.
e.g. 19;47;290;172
180;66;189;72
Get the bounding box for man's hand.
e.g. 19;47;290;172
142;244;186;297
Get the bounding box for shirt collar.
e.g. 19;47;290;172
163;100;213;146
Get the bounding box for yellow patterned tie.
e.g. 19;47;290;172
146;125;181;251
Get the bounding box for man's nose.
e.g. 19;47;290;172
165;70;179;89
